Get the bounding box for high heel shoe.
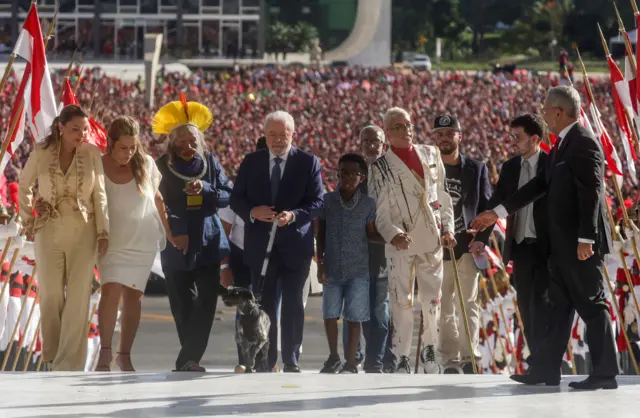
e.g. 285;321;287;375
95;347;112;372
116;352;135;372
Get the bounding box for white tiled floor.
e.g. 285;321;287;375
1;371;638;417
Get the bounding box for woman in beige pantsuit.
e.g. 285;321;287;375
19;105;109;371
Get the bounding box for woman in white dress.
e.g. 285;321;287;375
96;116;170;371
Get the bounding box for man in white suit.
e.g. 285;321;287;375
370;107;456;374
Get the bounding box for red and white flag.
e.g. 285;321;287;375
1;4;56;171
623;32;638;116
607;56;638;183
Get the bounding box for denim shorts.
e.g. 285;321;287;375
322;275;370;322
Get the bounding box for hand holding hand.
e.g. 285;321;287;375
391;233;412;251
98;238;109;258
577;242;594;261
442;231;457;249
33;198;48;217
251;206;277;222
470;210;499;233
276;211;294;227
172;235;189;255
184;180;203;195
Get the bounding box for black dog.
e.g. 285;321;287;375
221;286;271;373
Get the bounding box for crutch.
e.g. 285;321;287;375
448;248;479;374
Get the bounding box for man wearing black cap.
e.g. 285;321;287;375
433;115;492;374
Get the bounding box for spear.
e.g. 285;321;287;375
55;49;77;106
0;6;58;174
613;1;637;75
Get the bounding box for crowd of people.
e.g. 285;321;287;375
0;64;638;383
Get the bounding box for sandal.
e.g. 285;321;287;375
116;352;135;372
95;347;112;372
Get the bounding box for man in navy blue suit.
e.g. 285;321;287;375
230;111;324;372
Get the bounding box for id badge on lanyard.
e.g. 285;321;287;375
185;181;203;210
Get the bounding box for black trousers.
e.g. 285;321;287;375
165;264;221;370
511;240;552;364
252;255;310;370
535;255;619;378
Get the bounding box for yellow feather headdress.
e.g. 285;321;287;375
152;93;213;135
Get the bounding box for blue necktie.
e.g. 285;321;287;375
271;157;282;204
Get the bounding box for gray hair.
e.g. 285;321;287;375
264;111;295;132
167;123;209;161
546;86;581;119
359;125;385;142
383;107;411;129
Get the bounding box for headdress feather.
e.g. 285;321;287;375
152;95;213;135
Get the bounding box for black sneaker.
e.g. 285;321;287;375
396;355;411;373
363;366;384;373
320;355;342;373
339;362;359;374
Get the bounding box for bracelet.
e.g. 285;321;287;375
220;264;230;270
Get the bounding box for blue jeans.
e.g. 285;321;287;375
342;276;390;369
323;275;370;322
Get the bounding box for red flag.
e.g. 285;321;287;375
624;32;638;115
60;78;108;152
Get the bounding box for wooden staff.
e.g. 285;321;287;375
1;265;36;370
480;326;498;374
55;49;77;106
0;245;21;303
0;9;58;169
35;350;44;371
481;283;511;374
88;89;97;113
614;2;637;74
0;237;15;302
566;338;578;375
23;318;40;371
11;280;39;371
0;54;17;96
414;312;423;374
449;248;478;374
73;65;84;95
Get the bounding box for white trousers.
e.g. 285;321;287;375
388;251;443;359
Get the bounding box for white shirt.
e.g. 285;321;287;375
493;121;594;244
250;148;295;224
218;206;244;250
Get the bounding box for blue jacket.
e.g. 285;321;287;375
156;153;232;272
230;147;324;272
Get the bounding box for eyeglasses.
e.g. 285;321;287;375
392;123;414;132
338;170;364;178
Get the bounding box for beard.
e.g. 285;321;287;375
439;144;456;155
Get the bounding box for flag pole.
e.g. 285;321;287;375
480;282;511;374
0;6;58;173
613;1;637;75
55;49;77;106
10;270;38;371
0;54;17;97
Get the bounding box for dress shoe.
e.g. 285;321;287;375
510;373;560;386
569;376;617;390
283;364;301;373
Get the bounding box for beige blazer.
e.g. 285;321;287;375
18;141;109;240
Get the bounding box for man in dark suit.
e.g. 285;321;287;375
486;114;552;367
230;111;324;372
472;86;618;390
433;115;492;374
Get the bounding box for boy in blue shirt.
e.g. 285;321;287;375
316;153;384;373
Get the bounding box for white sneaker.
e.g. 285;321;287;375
421;345;442;374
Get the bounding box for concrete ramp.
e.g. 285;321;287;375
324;0;391;67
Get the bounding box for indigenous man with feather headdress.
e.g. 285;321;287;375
153;94;233;372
